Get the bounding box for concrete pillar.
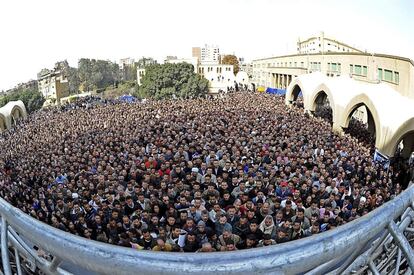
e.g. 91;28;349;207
332;123;344;136
402;137;414;158
367;111;376;137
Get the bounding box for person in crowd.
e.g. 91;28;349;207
0;93;409;253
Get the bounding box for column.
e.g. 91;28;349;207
332;122;345;136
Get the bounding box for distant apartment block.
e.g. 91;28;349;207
192;47;201;61
37;63;69;101
297;32;363;54
200;44;220;64
119;58;135;70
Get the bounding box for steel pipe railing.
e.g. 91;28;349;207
0;184;414;274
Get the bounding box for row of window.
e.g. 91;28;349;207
199;67;232;74
253;63;400;85
310;62;321;71
378;68;399;84
328;63;341;73
350;64;368;76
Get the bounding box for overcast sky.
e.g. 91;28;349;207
0;0;413;91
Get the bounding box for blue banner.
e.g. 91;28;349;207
373;149;390;169
266;88;286;95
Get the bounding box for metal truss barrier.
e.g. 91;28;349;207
1;184;414;275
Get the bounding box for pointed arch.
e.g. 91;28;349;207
339;93;381;147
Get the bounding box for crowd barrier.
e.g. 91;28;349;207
1;184;414;274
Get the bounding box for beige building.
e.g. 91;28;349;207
297;32;362;54
37;69;70;101
137;68;146;86
118;58;135;70
137;57;234;94
252;35;414;99
192;47;201;61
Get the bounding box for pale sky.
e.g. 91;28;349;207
0;0;413;91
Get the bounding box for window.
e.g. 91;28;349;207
354;65;362;75
338;63;341;73
378;68;383;80
289;62;292;67
301;62;304;67
350;64;354;74
362;66;367;76
394;72;399;84
294;62;297;67
384;69;393;82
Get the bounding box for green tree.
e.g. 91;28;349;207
137;57;157;69
67;67;80;94
221;55;240;75
137;63;209;99
78;58;120;91
0;88;45;113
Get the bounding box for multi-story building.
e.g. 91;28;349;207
192;47;201;61
164;56;178;62
119;58;135;70
200;44;220;64
240;63;253;78
37;65;69;101
5;80;38;94
297;32;363;54
252;34;414;99
137;69;146;86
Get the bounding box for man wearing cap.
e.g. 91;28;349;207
194;220;211;244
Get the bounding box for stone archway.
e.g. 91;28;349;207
286;84;304;108
394;131;414;159
340;94;381;147
0;114;6;131
342;102;377;147
382;117;414;158
11;106;24;125
291;85;302;102
312;91;333;124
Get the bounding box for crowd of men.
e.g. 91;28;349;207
0;92;411;253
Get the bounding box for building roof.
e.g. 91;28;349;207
298;36;363;53
253;52;414;67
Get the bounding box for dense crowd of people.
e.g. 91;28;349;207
0;92;411;253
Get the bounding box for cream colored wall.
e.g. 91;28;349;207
0;100;28;132
285;73;414;157
253;53;414;99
